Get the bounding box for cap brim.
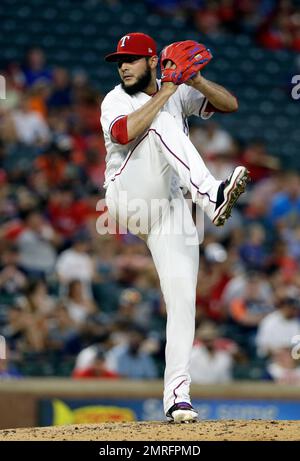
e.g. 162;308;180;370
105;51;148;62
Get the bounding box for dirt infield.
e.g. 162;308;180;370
0;420;299;441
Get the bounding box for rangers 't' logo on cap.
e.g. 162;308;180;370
105;32;157;62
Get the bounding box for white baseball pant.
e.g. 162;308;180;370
105;111;220;413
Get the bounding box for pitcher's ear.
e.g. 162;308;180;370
149;55;159;68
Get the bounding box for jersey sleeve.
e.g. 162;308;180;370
100;91;133;142
179;84;214;120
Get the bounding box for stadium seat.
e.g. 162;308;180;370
0;0;296;173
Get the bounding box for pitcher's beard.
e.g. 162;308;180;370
122;66;152;95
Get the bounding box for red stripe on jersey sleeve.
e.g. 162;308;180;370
111;115;130;145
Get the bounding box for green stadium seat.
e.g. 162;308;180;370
2;19;17;32
284;104;300;117
69;9;84;22
265;61;281;74
146;14;164;27
169;17;186;30
249;48;264;60
41;8;58;20
274;115;291;129
119;12;136;26
29;21;44;33
2;48;20;60
223;47;242;60
16;6;33;19
214;58;231;72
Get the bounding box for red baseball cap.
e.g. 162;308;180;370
105;32;157;62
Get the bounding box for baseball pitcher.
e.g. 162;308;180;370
101;32;249;423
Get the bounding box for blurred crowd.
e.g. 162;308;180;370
143;0;300;51
0;38;299;383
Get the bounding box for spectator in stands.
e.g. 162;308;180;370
217;0;238;33
82;139;106;188
228;271;274;329
46;303;82;355
106;329;158;379
257;4;294;50
267;239;299;286
72;345;119;379
0;349;22;379
47;67;72;109
241;140;280;183
0;245;27;296
283;224;300;263
190;321;236;384
56;231;96;296
0;74;22;112
190;122;237;180
115;288;154;331
17;209;58;277
196;242;232;322
193;1;221;36
189;121;234;155
222;268;273;309
71;68;90;101
65;279;97;326
1;305;25;353
292;26;300;51
245;170;285;221
15;186;40;216
256;288;300;357
270;177;300;265
269;172;300;230
228;272;274;355
35;146;68;189
4;62;25;91
23;47;53;87
239;223;268;271
73;85;101;135
28;81;50;119
16;279;55;316
266;347;300;384
47;185;90;239
1;305;47;353
8;94;50;146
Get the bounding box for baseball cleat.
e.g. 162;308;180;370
166;402;198;423
212;166;250;227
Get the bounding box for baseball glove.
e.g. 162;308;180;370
160;40;212;85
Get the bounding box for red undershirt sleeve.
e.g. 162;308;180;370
111;115;131;145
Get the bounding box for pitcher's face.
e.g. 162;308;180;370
118;56;153;95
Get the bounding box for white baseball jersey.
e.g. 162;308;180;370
100;80;213;188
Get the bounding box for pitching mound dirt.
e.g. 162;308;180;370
0;420;299;441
